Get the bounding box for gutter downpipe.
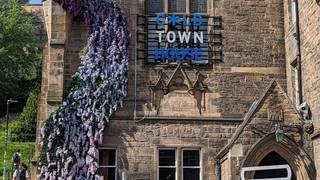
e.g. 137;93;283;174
216;159;221;180
295;0;303;105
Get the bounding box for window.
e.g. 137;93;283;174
144;0;207;14
182;149;201;180
141;0;214;65
291;0;297;23
99;149;117;180
191;0;207;13
157;148;202;180
169;0;187;13
158;149;176;180
290;60;299;106
148;0;163;14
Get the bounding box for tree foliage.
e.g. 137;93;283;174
11;89;39;142
0;0;42;115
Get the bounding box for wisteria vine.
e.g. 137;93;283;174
38;0;129;179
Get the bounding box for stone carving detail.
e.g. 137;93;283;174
250;126;267;137
148;64;208;115
149;70;167;114
267;94;284;122
303;123;314;134
267;108;284;122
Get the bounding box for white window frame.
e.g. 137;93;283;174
157;148;177;180
182;148;202;180
98;148;117;180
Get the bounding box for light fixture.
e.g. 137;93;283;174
275;123;284;143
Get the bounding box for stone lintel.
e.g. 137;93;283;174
231;67;284;74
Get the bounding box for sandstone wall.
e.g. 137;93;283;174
113;0;287;120
102;119;239;180
297;0;320;179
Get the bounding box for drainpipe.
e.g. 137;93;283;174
216;159;221;180
294;0;303;105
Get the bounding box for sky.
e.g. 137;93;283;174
29;0;42;4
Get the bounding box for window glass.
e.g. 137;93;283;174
159;168;176;180
159;149;176;166
183;150;200;180
183;150;200;166
169;0;186;13
148;0;164;13
183;168;200;180
159;149;176;180
101;168;116;180
191;0;207;13
99;149;116;166
99;149;116;180
291;0;296;23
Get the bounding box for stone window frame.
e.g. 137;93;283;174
98;148;118;180
182;148;202;180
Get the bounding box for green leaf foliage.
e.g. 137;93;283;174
0;0;42;114
11;89;38;142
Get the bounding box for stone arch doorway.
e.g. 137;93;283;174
253;151;296;179
241;133;316;180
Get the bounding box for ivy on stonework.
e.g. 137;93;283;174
38;0;129;179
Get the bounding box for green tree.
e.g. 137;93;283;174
11;89;39;142
0;0;29;7
0;0;42;114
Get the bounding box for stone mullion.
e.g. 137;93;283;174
177;147;182;180
164;0;168;13
186;0;190;14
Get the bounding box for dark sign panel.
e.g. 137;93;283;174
137;13;223;66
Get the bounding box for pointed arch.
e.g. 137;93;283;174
242;133;316;180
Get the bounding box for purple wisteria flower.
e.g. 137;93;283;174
38;0;129;179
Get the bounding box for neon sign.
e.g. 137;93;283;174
154;13;207;63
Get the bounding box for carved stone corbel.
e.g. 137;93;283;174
189;71;208;114
149;70;167;114
148;64;208;115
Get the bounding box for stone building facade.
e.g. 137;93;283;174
34;0;320;179
283;0;320;179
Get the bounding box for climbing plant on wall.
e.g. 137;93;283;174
38;0;129;179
